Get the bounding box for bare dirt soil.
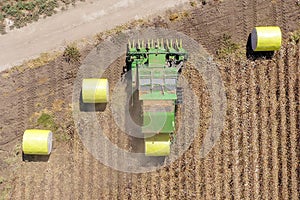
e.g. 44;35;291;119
0;0;299;199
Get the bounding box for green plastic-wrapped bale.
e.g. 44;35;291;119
82;78;109;103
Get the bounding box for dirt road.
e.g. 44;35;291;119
0;0;189;70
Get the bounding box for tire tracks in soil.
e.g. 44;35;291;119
46;62;56;109
16;71;25;133
27;68;38;199
241;0;248;40
187;11;210;47
122;172;133;200
76;127;89;199
187;92;198;199
169;161;178;199
27;68;37;116
24;69;38;199
221;117;232;200
108;59;123;200
268;59;280;200
86;143;96;199
103;130;111;199
184;79;200;199
277;49;289;199
141;172;152;199
24;167;35;200
213;136;222;200
240;0;249;41
283;45;293;199
286;43;299;200
291;43;300;199
92;154;102;200
217;64;232;200
120;58;134;198
10;71;25;200
104;115;114;200
296;43;300;199
111;119;122;200
44;162;55;200
131;174;142;200
160;166;170;199
57;63;66;105
257;61;271;200
193;77;206;199
79;148;88;200
125;66;141;200
178;94;191;199
188;74;215;199
241;0;257;38
117;121;130;200
252;0;257;26
179;155;187;199
184;94;197;199
16;68;37;200
124;78;135;200
50;62;67;200
194;150;204;199
69;132;80;200
169;82;186;200
150;169;160;200
271;1;278;25
239;64;251;200
229;64;242;200
249;64;261;200
279;0;288;39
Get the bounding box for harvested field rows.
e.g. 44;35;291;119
0;0;299;199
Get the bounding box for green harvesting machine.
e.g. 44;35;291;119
125;39;188;156
81;39;188;156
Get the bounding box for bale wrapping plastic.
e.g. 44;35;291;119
22;129;52;155
251;26;282;51
145;134;170;156
82;78;109;103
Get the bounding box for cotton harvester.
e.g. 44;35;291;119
81;39;188;156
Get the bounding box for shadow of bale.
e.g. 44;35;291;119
140;156;165;167
246;33;275;61
22;152;50;162
79;90;107;112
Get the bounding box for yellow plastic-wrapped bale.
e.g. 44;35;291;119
145;134;170;156
82;78;109;103
22;129;52;155
251;26;282;51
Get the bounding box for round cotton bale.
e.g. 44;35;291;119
251;26;282;51
82;78;109;103
145;134;170;156
22;129;52;155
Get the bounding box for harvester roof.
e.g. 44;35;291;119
139;67;177;100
